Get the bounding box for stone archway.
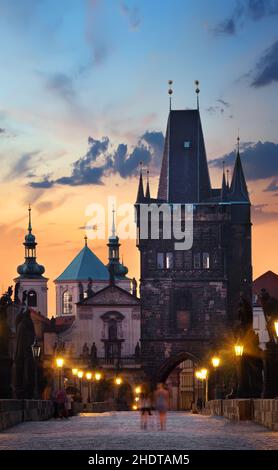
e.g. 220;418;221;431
158;351;201;383
157;352;202;411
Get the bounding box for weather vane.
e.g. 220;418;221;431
168;80;173;111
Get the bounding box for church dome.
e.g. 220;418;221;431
17;260;45;277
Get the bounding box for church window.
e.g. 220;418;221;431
166;252;173;269
108;319;117;340
28;290;37;307
193;253;201;269
63;290;73;315
157;252;164;269
203;252;210;269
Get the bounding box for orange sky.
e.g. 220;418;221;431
1;169;278;316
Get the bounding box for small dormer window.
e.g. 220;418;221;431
184;141;191;149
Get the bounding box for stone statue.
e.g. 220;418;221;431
90;342;97;366
132;277;137;297
86;278;94;298
236;292;253;335
259;288;278;344
0;288;13;397
14;281;20;304
82;342;90;360
78;282;84;302
14;298;36;399
135;341;140;363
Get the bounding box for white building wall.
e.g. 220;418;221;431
253;305;269;350
55;279;131;317
15;278;48;317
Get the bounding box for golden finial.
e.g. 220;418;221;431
84;234;88;247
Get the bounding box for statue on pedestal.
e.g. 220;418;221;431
14;291;36;398
82;342;90;361
90;342;98;366
0;287;13;398
86;278;94;298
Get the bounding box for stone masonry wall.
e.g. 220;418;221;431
0;400;54;431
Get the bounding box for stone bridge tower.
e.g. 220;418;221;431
135;105;252;384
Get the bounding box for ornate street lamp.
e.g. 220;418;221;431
86;372;92;403
77;370;83;396
56;357;64;390
115;376;123;386
31;338;41;399
135;386;141;395
211;356;221;400
234;344;244;357
72;368;78;387
95;372;102;381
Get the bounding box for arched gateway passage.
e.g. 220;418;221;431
157;352;203;411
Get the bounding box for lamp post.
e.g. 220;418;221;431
211;356;220;399
56;357;64;390
234;342;245;398
94;372;102;402
31;338;41;399
77;370;83;396
86;372;92;403
72;368;78;388
195;369;208;408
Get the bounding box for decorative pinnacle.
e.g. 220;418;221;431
28;204;32;233
195;80;200;109
237;133;240;154
111;206;116;237
168;80;173;110
84;234;88;247
226;169;230;186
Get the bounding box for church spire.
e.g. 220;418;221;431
17;207;45;278
230;135;249;202
221;161;228;201
145;170;151;199
136;163;144;203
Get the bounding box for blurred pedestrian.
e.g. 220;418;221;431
56;388;67;418
65;392;74;417
139;393;152;430
154;383;169;431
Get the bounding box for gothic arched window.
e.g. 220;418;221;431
108;319;117;340
62;290;73;315
28;290;37;307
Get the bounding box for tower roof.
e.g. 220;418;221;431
17;206;45;279
230;150;249;202
55;244;110;282
157;109;211;203
136;167;145;203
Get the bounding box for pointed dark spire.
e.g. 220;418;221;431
230;136;249;202
145;170;151;199
195;80;200;110
168;80;173;111
221;161;228;201
226;169;230;189
136;162;144;202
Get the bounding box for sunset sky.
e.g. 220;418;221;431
0;0;278;315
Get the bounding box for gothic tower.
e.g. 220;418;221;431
135;106;252;384
15;206;48;317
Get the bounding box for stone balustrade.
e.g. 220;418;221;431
0;399;54;432
202;398;278;431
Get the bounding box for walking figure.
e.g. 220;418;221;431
154;383;169;431
139;393;152;430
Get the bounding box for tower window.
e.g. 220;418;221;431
184;141;191;148
193;253;201;269
203;253;210;269
28;290;37;307
157;252;164;269
63;290;73;315
166;252;173;269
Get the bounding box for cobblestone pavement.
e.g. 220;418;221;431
0;412;277;450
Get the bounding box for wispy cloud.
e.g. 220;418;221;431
213;0;278;36
250;39;278;87
7;151;40;180
210;141;278;184
120;2;141;30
